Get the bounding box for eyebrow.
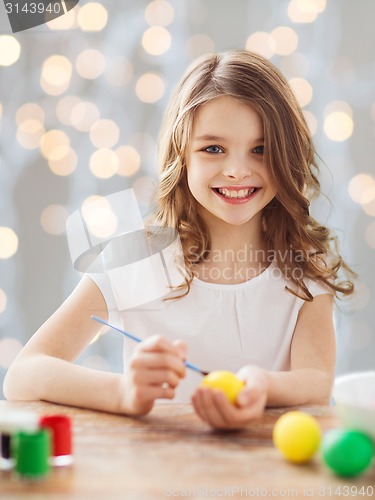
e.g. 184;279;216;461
193;134;264;143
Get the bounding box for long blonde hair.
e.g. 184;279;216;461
153;49;355;301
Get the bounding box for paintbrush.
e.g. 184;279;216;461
91;315;209;376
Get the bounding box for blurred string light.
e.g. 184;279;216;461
89;148;119;179
288;0;326;24
81;195;118;239
40;129;70;160
16;103;45;124
348;174;375;204
323;101;354;141
142;0;173;56
0;227;18;259
90;119;120;148
0;338;23;369
142;26;172;56
38;128;77;176
288;77;313;107
363;198;375;217
40;55;72;95
0;288;7;314
16;120;45;149
47;4;78;30
145;0;174;26
77;2;108;32
16;103;45;149
135;73;165;103
186;34;215;59
75;49;106;80
245;27;298;59
302;109;317;135
56;96;81;125
348;174;375;218
0;36;21;66
48;148;77;176
116;145;141;177
40;205;69;235
70;101;100;131
271;26;298;56
246;32;275;59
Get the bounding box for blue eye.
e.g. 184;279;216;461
253;145;264;154
204;145;223;154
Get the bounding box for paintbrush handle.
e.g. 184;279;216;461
91;316;207;376
92;315;142;343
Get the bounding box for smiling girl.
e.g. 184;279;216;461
4;50;355;429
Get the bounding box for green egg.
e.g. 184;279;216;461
322;429;374;477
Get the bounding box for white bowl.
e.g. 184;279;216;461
333;371;375;441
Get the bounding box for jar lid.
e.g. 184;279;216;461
0;411;39;434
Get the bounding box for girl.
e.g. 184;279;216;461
4;50;354;429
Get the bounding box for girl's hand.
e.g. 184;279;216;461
192;366;269;430
118;335;187;416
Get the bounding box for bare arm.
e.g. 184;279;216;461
3;276;186;415
266;292;336;406
192;293;335;429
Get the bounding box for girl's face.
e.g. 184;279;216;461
185;95;276;230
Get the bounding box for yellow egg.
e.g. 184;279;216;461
200;370;245;404
273;411;321;463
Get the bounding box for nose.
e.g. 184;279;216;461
222;155;253;180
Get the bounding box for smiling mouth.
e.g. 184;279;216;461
212;187;259;199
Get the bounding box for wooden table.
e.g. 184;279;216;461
0;401;374;499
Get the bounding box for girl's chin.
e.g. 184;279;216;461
198;205;262;228
206;212;257;227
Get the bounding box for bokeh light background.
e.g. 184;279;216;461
0;0;374;398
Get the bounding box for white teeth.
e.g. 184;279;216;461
217;188;256;198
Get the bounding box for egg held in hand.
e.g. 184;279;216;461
199;370;245;404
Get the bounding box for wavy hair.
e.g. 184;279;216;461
152;49;355;301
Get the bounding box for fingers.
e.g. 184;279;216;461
122;335;187;415
173;340;188;361
132;337;187;378
131;366;181;389
192;386;266;430
120;379;176;416
140;335;185;357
